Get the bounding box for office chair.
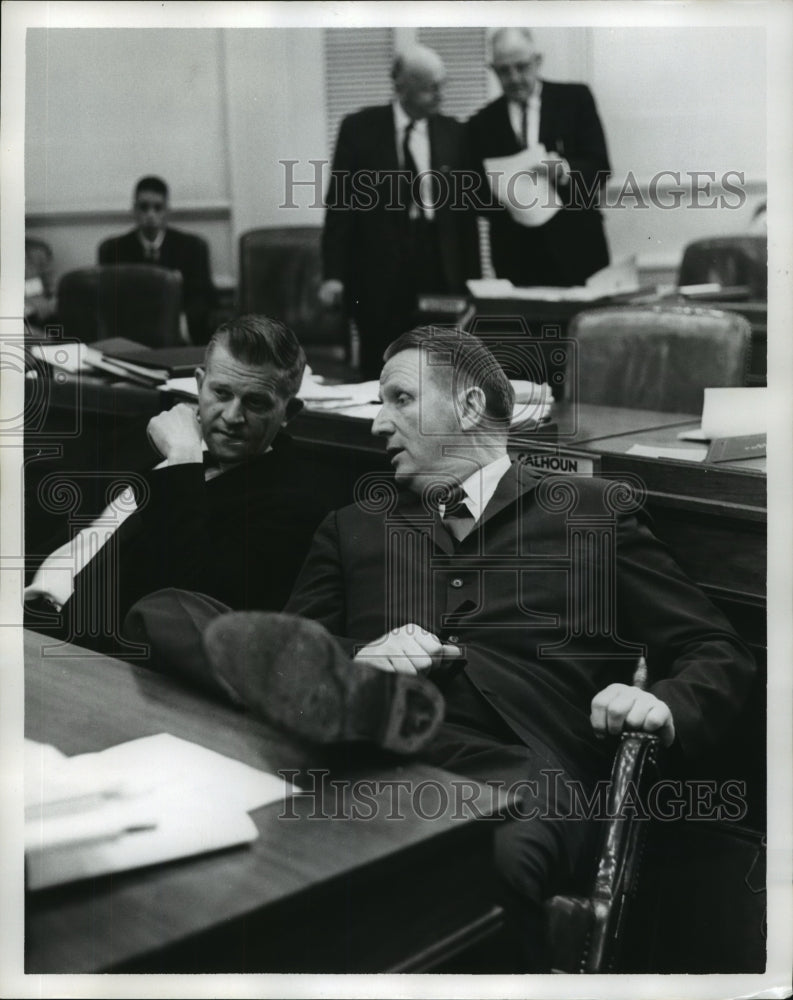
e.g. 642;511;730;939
238;226;350;366
57;265;183;348
678;235;767;299
566;304;751;414
57;268;101;343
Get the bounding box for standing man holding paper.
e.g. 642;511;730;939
468;28;611;287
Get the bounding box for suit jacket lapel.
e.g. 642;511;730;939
538;80;558;150
428;115;450;172
392;489;457;555
478;460;541;528
375;104;399;171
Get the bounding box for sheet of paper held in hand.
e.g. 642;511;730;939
484;146;565;228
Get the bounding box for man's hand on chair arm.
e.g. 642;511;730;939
590;684;676;748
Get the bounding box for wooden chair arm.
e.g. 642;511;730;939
543;731;661;973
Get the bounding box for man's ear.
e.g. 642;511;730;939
459;387;487;431
195;367;205;392
284;396;304;424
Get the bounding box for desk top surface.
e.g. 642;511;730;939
24;630;500;973
293;400;698;449
576;419;767;474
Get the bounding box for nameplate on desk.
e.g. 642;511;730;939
706;433;766;464
514;448;597;476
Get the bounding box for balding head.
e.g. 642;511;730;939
392;44;446;120
490;28;542;103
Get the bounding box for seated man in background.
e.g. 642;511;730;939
128;327;755;970
25;315;327;661
24;236;58;333
98;175;216;343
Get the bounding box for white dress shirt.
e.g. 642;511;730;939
393;101;435;220
137;228;166;260
439;453;512;540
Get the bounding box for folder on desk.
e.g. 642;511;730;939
100;344;207;380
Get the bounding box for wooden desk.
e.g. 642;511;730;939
25;630;505;974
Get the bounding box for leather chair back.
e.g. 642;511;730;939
58;265;183;347
97;264;183;347
678;235;767;299
567;305;751;414
57;268;101;343
238;227;347;352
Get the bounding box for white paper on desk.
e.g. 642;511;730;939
627;443;708;462
678;387;768;441
26;796;258;890
25;734;297;890
484;146;564;227
466;278;516;298
301;378;380;406
160;376;198;398
89;733;298;811
584;256;640;296
326;402;383;421
701;387;767;439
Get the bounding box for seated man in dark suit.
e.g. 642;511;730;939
98;175;215;343
24;315;327;660
24;236;58;333
128;327;755;970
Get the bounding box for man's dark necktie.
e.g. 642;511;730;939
441;485;473;540
520;102;528;149
403;119;422;220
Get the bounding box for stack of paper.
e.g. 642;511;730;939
31;339;160;387
467;257;639;301
511;380;553;424
25;733;297;890
160;375;199;399
300;377;380;409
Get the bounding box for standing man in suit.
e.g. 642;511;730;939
24;315;327;661
138;327;755;969
469;28;611;286
99;176;216;343
319;45;480;378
